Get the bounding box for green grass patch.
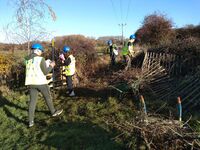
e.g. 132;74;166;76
0;89;136;149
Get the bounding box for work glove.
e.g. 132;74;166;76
46;59;52;67
50;61;55;68
59;54;65;61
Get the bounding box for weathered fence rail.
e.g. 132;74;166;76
141;51;200;110
142;51;199;77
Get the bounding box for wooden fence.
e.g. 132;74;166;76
141;51;200;110
142;51;199;77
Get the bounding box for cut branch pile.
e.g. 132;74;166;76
105;113;200;149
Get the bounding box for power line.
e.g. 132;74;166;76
125;0;132;22
120;0;123;22
110;0;119;23
110;0;129;42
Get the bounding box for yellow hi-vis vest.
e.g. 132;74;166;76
64;55;76;76
25;56;48;85
122;42;129;56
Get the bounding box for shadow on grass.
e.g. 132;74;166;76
3;107;27;125
56;84;135;104
0;90;49;113
0;91;27;125
39;121;124;150
75;87;117;100
0;91;50;126
56;87;126;103
0;91;27;110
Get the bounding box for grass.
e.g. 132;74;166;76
0;87;136;149
1;83;200;149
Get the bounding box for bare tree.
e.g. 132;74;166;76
5;0;56;53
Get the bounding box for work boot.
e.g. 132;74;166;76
66;90;70;94
29;121;34;128
69;91;75;97
52;109;63;117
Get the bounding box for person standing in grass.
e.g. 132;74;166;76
59;45;76;97
107;40;118;66
122;34;136;70
25;43;63;127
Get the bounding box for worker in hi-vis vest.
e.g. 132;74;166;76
59;46;76;97
122;34;136;70
107;40;118;66
25;43;63;127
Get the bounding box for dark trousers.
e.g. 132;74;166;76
110;54;116;66
29;84;55;123
66;75;73;93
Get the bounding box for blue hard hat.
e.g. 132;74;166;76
107;40;112;45
31;43;44;52
130;34;136;39
63;46;70;53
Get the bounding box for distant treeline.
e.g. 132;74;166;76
1;24;200;52
0;41;50;52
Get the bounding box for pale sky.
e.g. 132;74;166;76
0;0;200;43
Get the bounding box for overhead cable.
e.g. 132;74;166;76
110;0;119;23
125;0;132;22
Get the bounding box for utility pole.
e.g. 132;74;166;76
118;23;126;46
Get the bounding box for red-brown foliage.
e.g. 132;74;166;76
136;13;175;46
